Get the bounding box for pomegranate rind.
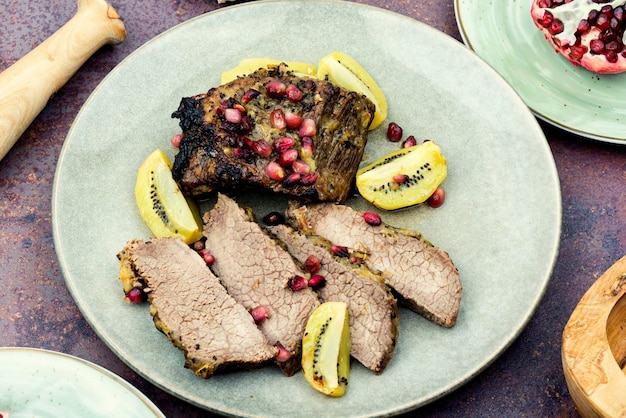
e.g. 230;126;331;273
317;51;388;130
221;58;317;84
530;0;626;74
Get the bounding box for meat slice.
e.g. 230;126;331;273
269;224;399;374
286;203;462;328
117;237;277;378
202;194;320;376
171;64;375;203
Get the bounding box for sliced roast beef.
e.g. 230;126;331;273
171;63;374;203
117;237;277;378
202;193;320;376
269;223;399;374
286;203;462;328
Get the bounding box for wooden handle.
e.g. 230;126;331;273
0;0;126;162
562;255;626;417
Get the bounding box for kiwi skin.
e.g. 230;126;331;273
355;141;447;211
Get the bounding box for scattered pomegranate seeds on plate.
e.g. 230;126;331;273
53;1;560;416
456;0;626;144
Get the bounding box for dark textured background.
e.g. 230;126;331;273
1;1;625;416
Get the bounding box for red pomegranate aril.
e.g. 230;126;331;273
303;255;321;274
577;19;590;33
125;288;144;304
363;211;382;226
250;305;270;323
308;274;326;289
274;342;291;362
590;39;605;53
241;89;260;104
299;118;316;137
300;172;318;185
387;122;403;142
279;149;298;166
291;159;311;174
251;139;272;158
224;108;241;123
288;275;308;291
402;135;417;148
266;81;286;98
300;137;314;158
283;172;301;186
549;19;564;35
331;245;349;257
198;249;215;266
265;162;286;181
284;111;303;129
270;108;286;130
170;133;182;148
286;85;303;102
273;136;295;153
393;174;409;184
426;188;445;208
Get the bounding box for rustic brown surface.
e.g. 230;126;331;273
0;0;624;417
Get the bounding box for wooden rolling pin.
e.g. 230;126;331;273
0;0;126;162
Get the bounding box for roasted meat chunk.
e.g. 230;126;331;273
117;237;278;378
171;64;375;203
202;194;320;376
269;223;399;374
286;203;462;328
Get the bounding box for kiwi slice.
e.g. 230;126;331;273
301;301;351;397
317;51;388;130
221;58;317;84
356;141;447;210
135;149;202;244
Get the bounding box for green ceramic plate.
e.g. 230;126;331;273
455;0;626;144
0;348;164;418
52;1;561;416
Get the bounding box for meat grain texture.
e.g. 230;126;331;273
270;223;399;374
287;203;462;327
202;193;320;376
119;237;277;378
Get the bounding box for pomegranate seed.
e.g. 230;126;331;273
262;211;284;226
402;135;417;148
299;118;316;137
284;111;303;129
291;159;311;174
242;89;260;104
270;109;286;129
349;255;361;264
125;288;144;304
387;122;403;142
286;85;303;102
251;139;272;158
363;211;382;226
332;245;349;257
426;188;446;208
265;162;286;181
300;172;318;185
283;172;301;186
300;137;314;158
303;255;321;274
577;19;590;34
274;342;291;362
279;149;298;166
266;81;286;98
549;19;564;35
596;14;611;31
540;11;554;28
308;274;326;289
198;249;215;266
273;136;295;153
590;39;605;53
393;174;409;184
224;108;242;123
233;147;251;160
288;275;308;291
250;305;270;323
170;133;183;147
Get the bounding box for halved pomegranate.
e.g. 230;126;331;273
531;0;626;74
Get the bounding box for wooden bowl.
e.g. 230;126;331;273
562;255;626;417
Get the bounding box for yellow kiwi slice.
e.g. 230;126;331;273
221;58;317;84
317;51;388;130
301;301;351;397
135;149;202;244
356;141;447;210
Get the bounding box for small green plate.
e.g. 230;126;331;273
455;0;626;144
